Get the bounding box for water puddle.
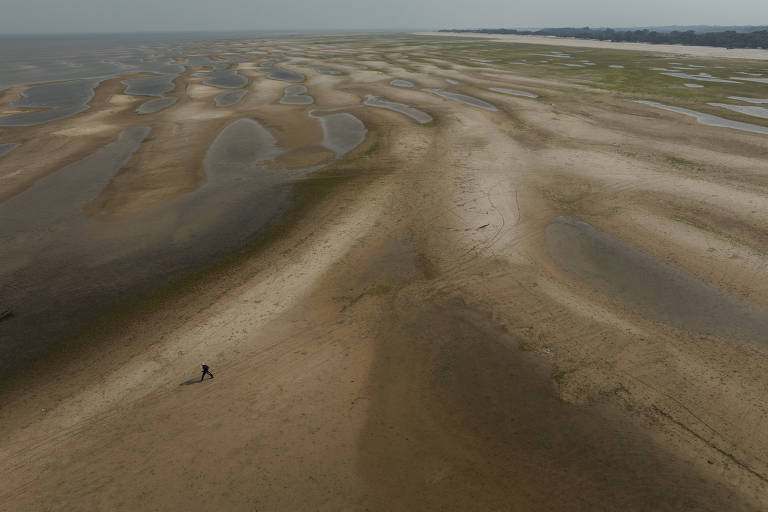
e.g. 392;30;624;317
446;79;459;85
684;83;704;88
301;63;343;75
202;69;248;88
488;87;538;99
0;78;102;126
564;64;585;68
470;58;499;63
266;68;304;83
136;97;177;114
661;72;739;83
708;103;768;120
423;89;498;111
312;112;367;157
280;85;314;105
390;79;414;88
634;100;768;135
729;96;768;104
0;142;20;159
203;118;282;173
363;94;432;124
609;65;624;69
219;55;248;63
729;76;768;83
214;89;247;107
122;74;176;96
184;56;219;69
546;217;768;347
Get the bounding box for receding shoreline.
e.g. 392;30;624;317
3;33;768;511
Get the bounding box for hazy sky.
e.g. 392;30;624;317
2;0;767;34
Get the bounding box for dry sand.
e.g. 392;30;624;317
2;35;768;511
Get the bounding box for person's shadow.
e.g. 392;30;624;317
179;378;201;386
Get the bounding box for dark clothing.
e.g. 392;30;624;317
200;365;214;381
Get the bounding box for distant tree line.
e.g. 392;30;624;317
440;27;768;49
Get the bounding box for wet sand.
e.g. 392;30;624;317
2;33;768;512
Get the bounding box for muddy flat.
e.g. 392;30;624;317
2;32;768;512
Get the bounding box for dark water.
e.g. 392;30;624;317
202;69;248;88
313;112;367;157
0;78;103;126
0;110;367;373
300;63;343;75
122;74;177;96
546;217;768;347
266;68;304;83
214;89;247;107
136;97;178;114
390;79;414;88
280;85;314;105
0;33;225;90
0;121;293;373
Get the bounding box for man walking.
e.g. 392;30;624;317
200;362;214;382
